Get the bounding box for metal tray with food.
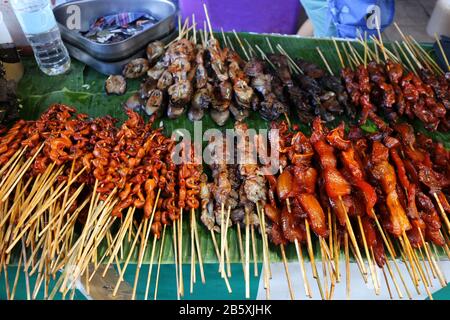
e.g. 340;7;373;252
53;0;177;61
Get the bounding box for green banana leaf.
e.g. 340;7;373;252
16;33;450;264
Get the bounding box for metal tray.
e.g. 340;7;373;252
64;29;177;75
53;0;177;62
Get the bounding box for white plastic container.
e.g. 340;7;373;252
427;0;450;37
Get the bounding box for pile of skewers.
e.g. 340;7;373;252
1;8;450;300
0;104;207;300
113;19;295;126
111;16;450;138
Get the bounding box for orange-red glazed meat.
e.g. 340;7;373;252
297;193;329;238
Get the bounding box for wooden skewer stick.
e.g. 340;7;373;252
344;232;350;300
280;244;295;300
407;37;435;72
251;224;258;277
236;223;246;275
244;39;256;58
173;219;180;300
192;209;205;284
178;209;184;296
338;196;367;275
257;202;271;299
374;15;387;61
433;193;450;235
21;237;31;300
347;41;364;66
0;146;29;191
210;229;221;262
332;38;345;68
190;208;196;294
224;206;232;278
348;239;367;283
332;214;341;283
265;37;275;54
220;27;227;47
363;32;368;66
381;265;393;300
327;208;334;263
435;33;450;71
398;234;420;289
341;42;357;69
404;235;433;299
131;219;148;300
370;35;401;64
0;145;27;179
384;257;403;299
192;14;197;44
357;216;380;294
154;225;167;300
416;246;433;286
232;30;249;61
10;253;22;300
407;238;431;291
100;207;134;278
370;247;381;294
219;203;226;277
245;210;250;298
144;234;158;300
316;47;334;76
320;240;329;300
305;219;324;299
417;228;439;282
394;41;417;73
409;36;443;74
294;239;311;298
202;4;214;40
226;36;236;51
427;242;447;287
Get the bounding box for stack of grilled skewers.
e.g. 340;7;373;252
1;14;449;300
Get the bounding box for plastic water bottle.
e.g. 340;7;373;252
10;0;70;76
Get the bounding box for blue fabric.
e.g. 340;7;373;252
328;0;395;38
301;0;337;37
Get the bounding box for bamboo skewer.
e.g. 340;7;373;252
433;193;450;235
203;4;214;40
192;209;205;284
190;209;196;293
344;233;350;299
257;202;271;299
10;254;22;300
178;210;184;297
280;244;295;300
112;220;144;297
357;216;380;294
305;219;324;299
320;241;328;299
144;234;158;300
294;239;311;298
173;220;180;300
316;47;334;76
131;219;148;300
21;237;31;300
224;207;232;279
236;223;246;275
154;225;167;300
251;224;258;277
339;197;367;275
245;210;250;298
435;33;450;71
